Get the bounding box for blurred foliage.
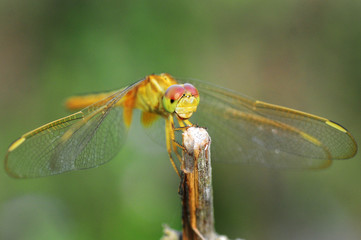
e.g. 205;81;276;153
0;0;360;239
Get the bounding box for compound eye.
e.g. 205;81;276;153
164;85;186;101
184;83;199;97
163;85;186;113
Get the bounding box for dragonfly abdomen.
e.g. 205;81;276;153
65;90;125;111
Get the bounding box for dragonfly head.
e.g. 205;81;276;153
163;83;200;119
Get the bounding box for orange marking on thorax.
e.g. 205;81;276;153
141;111;159;127
123;88;138;128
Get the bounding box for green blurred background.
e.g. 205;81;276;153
0;1;360;239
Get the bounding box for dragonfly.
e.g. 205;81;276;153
4;73;358;178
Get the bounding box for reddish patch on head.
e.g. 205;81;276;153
184;83;199;97
164;85;185;101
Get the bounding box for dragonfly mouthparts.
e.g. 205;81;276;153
175;98;198;119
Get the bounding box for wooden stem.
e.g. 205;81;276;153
161;127;236;240
181;127;216;240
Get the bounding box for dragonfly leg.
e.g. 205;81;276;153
174;118;193;131
183;119;193;127
173;141;185;151
165;117;180;177
169;116;184;164
173;118;196;155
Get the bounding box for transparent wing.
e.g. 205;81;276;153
5;80;144;178
186;79;357;169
